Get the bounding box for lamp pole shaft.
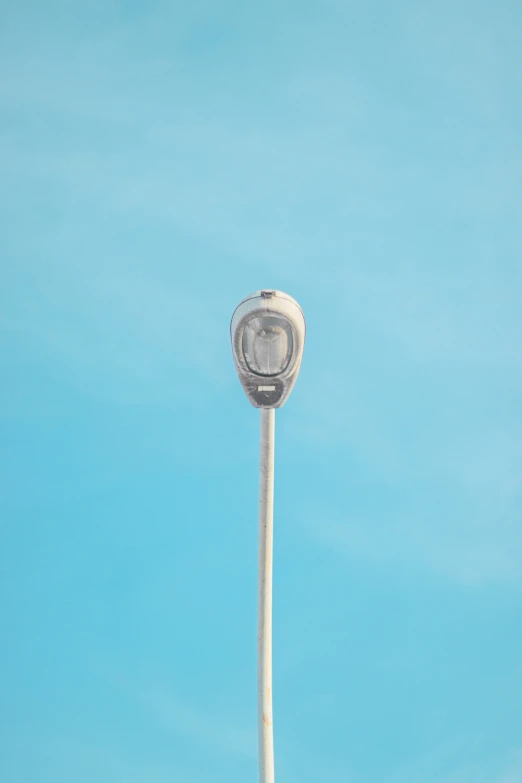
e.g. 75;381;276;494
258;407;275;783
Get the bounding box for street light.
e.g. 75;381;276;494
230;290;306;783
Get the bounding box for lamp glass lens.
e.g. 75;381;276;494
242;315;294;376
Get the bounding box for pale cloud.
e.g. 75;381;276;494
96;661;256;762
494;749;522;783
41;735;206;783
319;466;520;581
303;476;522;586
1;260;229;404
432;747;522;783
384;738;522;783
133;683;257;761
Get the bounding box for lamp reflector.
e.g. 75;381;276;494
242;315;294;377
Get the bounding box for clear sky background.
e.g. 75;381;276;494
1;1;522;782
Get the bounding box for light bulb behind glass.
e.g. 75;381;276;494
242;315;294;376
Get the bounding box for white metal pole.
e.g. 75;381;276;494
258;407;275;783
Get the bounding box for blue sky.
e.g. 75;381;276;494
1;1;522;781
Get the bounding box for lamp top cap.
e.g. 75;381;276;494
233;289;303;314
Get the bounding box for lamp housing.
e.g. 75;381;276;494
231;290;305;409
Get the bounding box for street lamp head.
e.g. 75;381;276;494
230;290;306;409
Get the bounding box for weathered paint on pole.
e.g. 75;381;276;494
258;407;275;783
